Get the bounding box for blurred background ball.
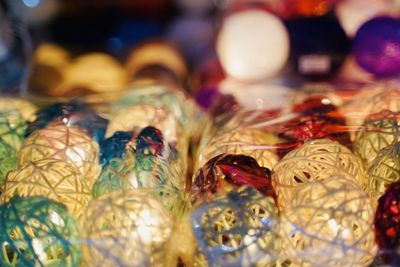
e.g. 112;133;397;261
353;17;400;77
285;14;350;80
216;9;289;82
125;41;187;86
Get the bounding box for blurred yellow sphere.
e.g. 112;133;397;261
2;159;90;218
62;53;128;93
19;123;101;186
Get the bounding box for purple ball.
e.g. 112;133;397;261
353;17;400;77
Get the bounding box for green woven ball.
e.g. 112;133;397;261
0;196;81;267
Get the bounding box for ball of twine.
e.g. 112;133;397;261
341;85;400;127
281;176;377;266
0;110;26;151
191;187;280;266
82;189;175;267
354;110;400;168
0;195;81;266
272;139;366;208
199;128;279;170
368;142;400;203
19;123;101;186
2;159;91;218
106;104;183;143
112;85;195;132
0;97;37;121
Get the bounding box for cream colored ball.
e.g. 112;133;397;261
19;123;101;186
272;139;366;208
281;176;377;266
82;189;176;267
216;9;289;82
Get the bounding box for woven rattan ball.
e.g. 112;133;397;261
106;104;183;143
0;110;26;151
199;128;279;170
19;123;100;186
368;142;400;203
272;139;366;208
354;110;400;168
2;159;91;218
0;97;37;121
0;195;81;266
191;187;280;266
341;85;400;126
281;176;377;266
82;189;176;267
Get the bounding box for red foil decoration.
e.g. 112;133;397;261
374;181;400;262
192;154;276;203
276;96;351;157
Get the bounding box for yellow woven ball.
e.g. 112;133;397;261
2;159;90;218
198;128;279;170
354;110;400;168
272;139;366;208
106;104;183;143
82;189;176;267
0;97;37;121
341;85;400;127
19;123;101;186
281;176;377;266
368;142;400;203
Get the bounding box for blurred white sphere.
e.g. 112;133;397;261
216;9;289;82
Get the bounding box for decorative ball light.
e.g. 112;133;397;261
341;85;400;126
354;110;400;168
2;159;91;218
374;181;400;262
216;9;289;82
82;189;176;267
280;176;377;266
18;122;101;186
0;144;17;184
61;53;128;94
25;101;108;143
272;139;366;208
198;128;279;170
191;187;280;266
106;104;183;143
0;195;81;266
112;85;196;135
0;97;37;121
353;17;400;77
0;110;27;151
285;14;350;79
368;142;400;203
